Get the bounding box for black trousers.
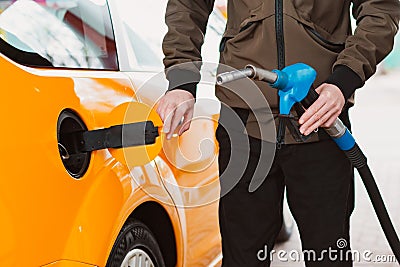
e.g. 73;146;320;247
216;108;354;266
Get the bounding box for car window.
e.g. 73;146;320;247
0;0;118;70
118;0;167;71
118;0;227;72
123;21;164;71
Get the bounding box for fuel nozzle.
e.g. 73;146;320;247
217;63;316;115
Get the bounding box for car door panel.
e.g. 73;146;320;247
0;55;181;266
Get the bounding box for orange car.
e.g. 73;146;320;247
0;0;291;266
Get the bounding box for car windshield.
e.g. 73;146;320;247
0;0;117;69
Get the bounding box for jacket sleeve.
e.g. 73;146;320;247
162;0;215;98
326;0;400;100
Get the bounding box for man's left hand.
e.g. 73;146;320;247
299;83;345;136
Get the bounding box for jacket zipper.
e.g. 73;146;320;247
275;0;285;70
275;0;285;148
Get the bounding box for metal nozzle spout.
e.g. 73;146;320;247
245;65;278;84
216;65;279;86
216;68;254;85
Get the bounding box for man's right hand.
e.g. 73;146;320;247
156;89;195;140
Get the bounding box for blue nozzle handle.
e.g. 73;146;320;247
270;63;317;115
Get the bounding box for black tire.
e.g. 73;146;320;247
106;219;166;267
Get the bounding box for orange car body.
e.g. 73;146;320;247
0;53;222;266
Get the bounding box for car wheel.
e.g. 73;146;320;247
106;219;166;267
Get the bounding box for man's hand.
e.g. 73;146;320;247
156;89;195;140
299;83;345;136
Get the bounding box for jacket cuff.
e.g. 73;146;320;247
325;65;363;100
166;68;200;98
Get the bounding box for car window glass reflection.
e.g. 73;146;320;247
0;0;117;70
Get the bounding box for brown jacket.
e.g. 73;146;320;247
162;0;400;143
